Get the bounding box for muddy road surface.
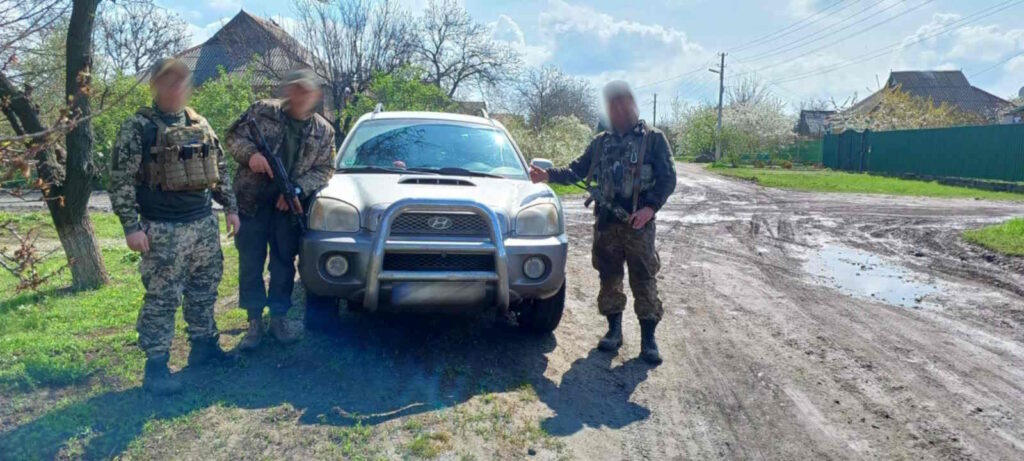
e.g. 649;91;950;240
553;163;1024;460
2;163;1023;460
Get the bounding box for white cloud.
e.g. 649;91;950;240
186;17;231;46
490;14;550;68
208;0;241;12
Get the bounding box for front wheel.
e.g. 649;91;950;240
514;282;566;334
304;293;341;333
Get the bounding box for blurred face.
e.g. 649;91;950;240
284;84;321;119
606;95;639;133
151;72;191;112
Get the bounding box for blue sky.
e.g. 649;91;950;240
164;0;1024;118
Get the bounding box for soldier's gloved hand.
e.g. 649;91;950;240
629;207;655;230
529;165;549;183
249;153;274;179
225;213;240;237
125;230;150;253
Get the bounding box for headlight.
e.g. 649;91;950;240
309;198;360;232
515;203;560;237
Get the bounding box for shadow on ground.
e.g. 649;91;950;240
0;310;654;459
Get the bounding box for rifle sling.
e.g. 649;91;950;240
632;123;652;213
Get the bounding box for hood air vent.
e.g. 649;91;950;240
399;177;476;186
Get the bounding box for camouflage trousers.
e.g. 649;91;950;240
137;214;223;358
592;220;663;322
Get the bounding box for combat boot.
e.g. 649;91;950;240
639;319;663;365
187;336;236;367
237;319;264;352
270;317;301;345
597;313;623;351
143;353;182;396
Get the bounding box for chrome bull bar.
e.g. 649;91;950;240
363;198;510;311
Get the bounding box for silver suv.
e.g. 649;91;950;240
299;110;568;333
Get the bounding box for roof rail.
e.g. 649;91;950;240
478;100;490;120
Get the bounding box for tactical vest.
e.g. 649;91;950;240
586;123;656;214
137;107;220;192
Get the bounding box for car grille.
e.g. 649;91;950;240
383;253;494;272
390;212;490;236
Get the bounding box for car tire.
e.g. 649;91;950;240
515;282;566;334
304;293;341;333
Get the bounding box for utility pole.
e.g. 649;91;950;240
709;52;726;161
652;93;657;126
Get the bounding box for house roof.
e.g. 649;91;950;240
847;70;1013;119
144;10;312;87
796;110;835;136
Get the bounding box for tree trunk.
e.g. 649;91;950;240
51;0;108;290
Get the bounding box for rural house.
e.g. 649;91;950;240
845;70;1013;121
795;110;835;137
144;10;331;115
1002;104;1024;124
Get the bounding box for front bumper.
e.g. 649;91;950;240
299;198;567;312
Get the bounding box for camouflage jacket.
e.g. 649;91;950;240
225;99;335;216
548;121;677;216
108;106;238;235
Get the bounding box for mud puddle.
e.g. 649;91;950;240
803;244;946;309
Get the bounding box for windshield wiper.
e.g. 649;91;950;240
408;167;503;178
337;166;437;175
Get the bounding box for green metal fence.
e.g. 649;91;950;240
823;124;1024;182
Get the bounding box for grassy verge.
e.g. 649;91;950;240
0;212;242;391
548;183;583;197
710;166;1024;201
963;218;1024;256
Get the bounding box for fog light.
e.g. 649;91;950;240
324;254;349;277
523;256;546;279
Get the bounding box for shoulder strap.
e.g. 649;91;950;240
136;107;168;151
632;123;654;212
584;133;604;183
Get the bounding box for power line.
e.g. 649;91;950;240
737;0;890;59
770;0;1024;84
970;48;1024;78
728;0;850;53
634;63;710;90
741;0;936;68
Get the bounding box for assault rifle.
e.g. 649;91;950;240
575;180;631;223
247;119;307;233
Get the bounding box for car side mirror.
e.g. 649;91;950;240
530;158;554;170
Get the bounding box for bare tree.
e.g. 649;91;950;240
96;0;189;75
727;76;772;106
289;0;416;134
416;0;519;98
1;0;110;290
515;65;597;130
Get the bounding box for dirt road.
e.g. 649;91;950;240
551;163;1024;460
2;163;1023;460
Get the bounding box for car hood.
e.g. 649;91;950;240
315;173;561;232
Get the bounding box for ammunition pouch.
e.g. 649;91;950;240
137;107;220;191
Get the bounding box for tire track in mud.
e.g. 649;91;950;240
553;163;1024;460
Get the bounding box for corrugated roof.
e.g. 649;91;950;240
143;10;312;87
847;71;1012;119
796;110;835;136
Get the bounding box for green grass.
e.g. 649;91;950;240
0;212;241;391
548;183;584;197
963;218;1024;256
0;210;125;240
710;166;1024;201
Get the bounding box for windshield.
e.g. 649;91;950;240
337;119;527;179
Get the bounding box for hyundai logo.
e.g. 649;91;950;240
426;216;454;230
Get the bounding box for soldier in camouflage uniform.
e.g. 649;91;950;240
225;69;335;350
108;58;241;395
530;81;677;365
